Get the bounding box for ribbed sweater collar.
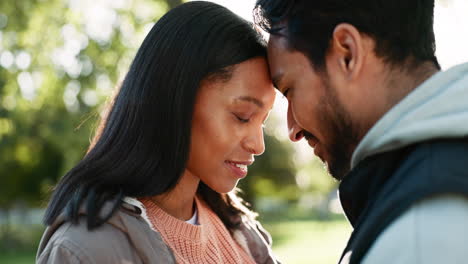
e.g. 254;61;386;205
140;196;205;241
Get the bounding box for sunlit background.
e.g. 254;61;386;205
0;0;467;263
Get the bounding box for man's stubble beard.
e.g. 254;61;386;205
317;76;363;181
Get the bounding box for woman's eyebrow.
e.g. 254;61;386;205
234;96;264;108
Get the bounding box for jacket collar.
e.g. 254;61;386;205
339;148;408;227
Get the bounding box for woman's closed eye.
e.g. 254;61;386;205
234;113;250;123
233;113;269;130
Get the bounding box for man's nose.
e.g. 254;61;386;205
287;102;304;142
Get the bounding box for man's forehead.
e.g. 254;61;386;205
268;35;289;51
267;36;291;87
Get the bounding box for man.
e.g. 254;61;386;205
254;0;468;263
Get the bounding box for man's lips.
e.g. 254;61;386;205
303;131;324;160
307;139;318;148
303;130;316;142
307;138;325;161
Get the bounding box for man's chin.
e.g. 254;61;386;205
326;158;351;181
313;150;345;181
311;144;326;163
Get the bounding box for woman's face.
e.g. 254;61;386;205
186;57;276;193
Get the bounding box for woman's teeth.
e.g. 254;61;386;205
228;161;248;172
235;164;247;171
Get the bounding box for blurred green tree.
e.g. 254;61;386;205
0;0;180;219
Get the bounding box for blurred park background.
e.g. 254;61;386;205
0;0;467;263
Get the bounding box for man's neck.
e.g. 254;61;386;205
384;61;440;107
354;60;440;152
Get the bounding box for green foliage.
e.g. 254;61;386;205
0;0;179;209
0;223;44;254
0;253;36;264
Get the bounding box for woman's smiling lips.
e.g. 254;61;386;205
225;160;254;178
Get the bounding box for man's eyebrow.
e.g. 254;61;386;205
235;96;264;108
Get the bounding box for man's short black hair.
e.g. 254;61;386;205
254;0;440;70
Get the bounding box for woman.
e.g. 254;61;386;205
37;1;279;263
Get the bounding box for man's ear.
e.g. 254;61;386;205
328;23;365;80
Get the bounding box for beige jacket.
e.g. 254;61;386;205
36;198;279;264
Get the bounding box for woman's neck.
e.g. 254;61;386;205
150;170;200;221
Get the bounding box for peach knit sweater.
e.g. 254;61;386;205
140;197;255;264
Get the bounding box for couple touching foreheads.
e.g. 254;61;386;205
37;1;468;263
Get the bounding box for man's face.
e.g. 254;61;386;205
267;36;361;180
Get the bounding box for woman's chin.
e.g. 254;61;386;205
207;180;240;194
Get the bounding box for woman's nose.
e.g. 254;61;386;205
243;125;265;155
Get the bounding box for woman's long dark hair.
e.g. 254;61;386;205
44;1;266;230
